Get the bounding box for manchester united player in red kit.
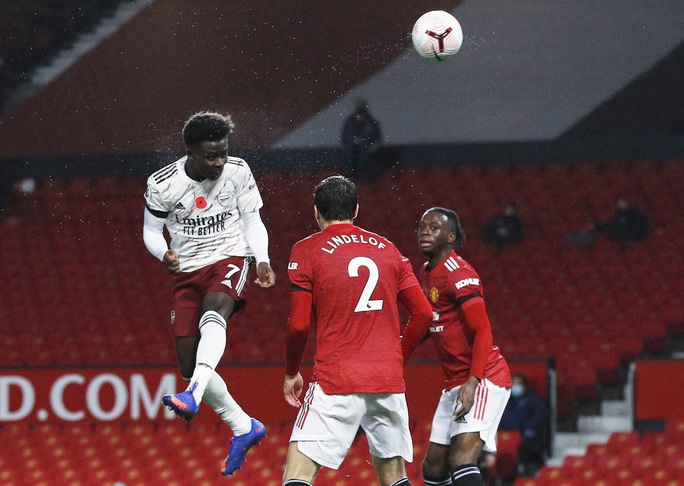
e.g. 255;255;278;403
402;207;512;486
282;176;433;486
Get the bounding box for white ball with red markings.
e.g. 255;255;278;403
411;10;463;62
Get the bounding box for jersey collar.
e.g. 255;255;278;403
322;222;355;234
426;249;459;273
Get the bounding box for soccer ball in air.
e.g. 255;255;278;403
411;10;463;62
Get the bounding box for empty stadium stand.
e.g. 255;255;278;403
513;424;684;485
4;419;682;485
0;420;435;485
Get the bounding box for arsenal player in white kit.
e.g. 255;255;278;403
402;207;511;486
282;176;433;486
142;112;275;476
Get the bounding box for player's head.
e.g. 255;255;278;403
313;176;359;225
511;374;528;397
183;112;234;148
182;112;234;181
418;207;466;256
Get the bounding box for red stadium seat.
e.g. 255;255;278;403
607;431;641;450
576;467;609;484
536;466;574;484
663;454;684;477
585;442;610;460
496;430;522;480
602;468;637;484
640;430;670;453
512;478;542;486
563;454;591;472
665;419;684;437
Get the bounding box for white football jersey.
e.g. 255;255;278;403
144;155;263;272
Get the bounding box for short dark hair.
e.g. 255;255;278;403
314;176;358;222
424;206;466;248
182;112;234;148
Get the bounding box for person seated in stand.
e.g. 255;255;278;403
498;374;549;478
483;203;524;250
592;198;648;246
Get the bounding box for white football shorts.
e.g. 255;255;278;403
290;381;413;469
429;378;511;453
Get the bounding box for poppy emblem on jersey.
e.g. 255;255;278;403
430;287;439;303
217;192;233;207
195;196;208;209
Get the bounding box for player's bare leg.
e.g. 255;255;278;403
174;335;200;379
371;455;411;486
282;442;321;484
423;442;451;485
449;432;485;486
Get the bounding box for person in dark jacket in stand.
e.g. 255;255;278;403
341;98;383;181
499;374;549;478
592;198;648;246
483;203;524;250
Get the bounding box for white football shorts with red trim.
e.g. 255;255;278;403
429;378;511;453
289;381;413;469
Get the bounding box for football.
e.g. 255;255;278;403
411;10;463;62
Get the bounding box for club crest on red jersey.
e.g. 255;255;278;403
430;287;439;303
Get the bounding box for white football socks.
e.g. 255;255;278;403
187;310;227;405
203;371;252;436
186;310;252;435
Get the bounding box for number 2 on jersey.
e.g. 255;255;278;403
348;256;383;312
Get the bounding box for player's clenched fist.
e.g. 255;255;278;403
162;249;181;274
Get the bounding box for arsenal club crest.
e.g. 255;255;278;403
218;192;233;207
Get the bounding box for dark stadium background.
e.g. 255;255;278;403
1;1;683;485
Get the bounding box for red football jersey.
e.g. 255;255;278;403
288;223;420;394
418;250;511;389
